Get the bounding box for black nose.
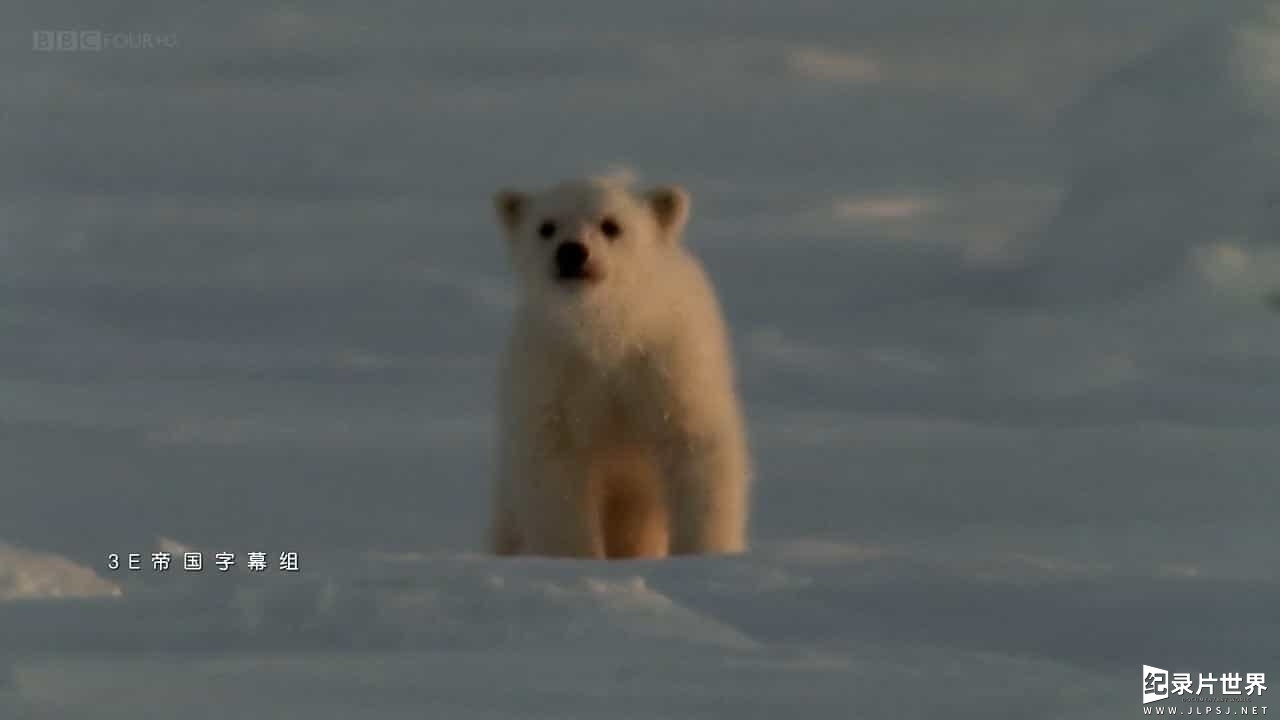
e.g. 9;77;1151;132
555;241;589;275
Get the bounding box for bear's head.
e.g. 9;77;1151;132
492;177;690;316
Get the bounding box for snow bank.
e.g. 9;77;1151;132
0;543;121;602
1025;5;1280;304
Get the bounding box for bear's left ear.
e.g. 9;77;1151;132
645;185;691;241
493;189;528;238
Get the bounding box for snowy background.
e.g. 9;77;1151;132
2;1;1278;717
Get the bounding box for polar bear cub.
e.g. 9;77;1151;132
489;176;750;559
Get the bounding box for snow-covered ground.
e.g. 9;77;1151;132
2;1;1278;716
4;541;1273;718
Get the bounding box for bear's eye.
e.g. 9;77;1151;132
600;217;621;239
537;220;557;240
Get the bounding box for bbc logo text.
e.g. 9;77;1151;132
32;30;177;52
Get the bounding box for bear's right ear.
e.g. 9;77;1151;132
493;189;528;237
645;185;691;241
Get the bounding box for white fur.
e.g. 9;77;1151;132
489;177;749;559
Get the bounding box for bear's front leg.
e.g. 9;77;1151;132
490;435;525;555
662;428;749;555
518;446;607;559
488;503;522;556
